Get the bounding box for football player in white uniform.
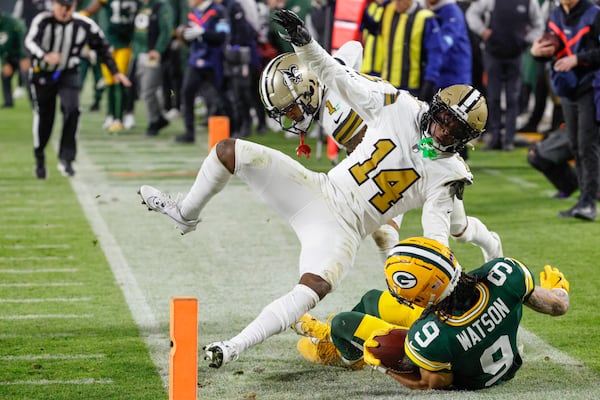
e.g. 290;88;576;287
137;9;491;368
259;45;502;264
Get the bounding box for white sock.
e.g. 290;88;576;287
229;284;320;353
453;216;500;261
179;149;231;220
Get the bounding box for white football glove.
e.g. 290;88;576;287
183;25;205;41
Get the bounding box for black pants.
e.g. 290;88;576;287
30;69;81;164
181;66;225;137
561;91;600;205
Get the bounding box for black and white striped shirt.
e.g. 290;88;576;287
24;11;118;75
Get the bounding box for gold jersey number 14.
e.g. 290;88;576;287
349;139;420;214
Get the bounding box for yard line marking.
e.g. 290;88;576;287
0;333;78;339
0;378;113;385
0;244;71;249
507;176;538;188
0;297;93;303
0;354;105;361
0;256;75;262
0;268;78;273
0;314;93;320
0;282;84;287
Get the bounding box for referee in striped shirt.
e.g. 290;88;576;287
25;0;131;179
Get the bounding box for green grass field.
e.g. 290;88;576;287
1;87;600;400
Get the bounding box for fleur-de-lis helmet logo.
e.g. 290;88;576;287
280;64;302;85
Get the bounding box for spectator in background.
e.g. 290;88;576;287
12;0;51;101
426;0;472;89
162;0;188;120
466;0;544;151
360;0;389;77
174;0;230;144
531;0;600;221
25;0;130;179
379;0;443;102
81;0;139;133
527;127;579;199
0;11;29;108
131;0;174;137
267;0;312;54
221;0;265;137
77;0;106;112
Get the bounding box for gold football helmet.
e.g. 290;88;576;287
420;84;488;154
384;237;462;308
259;52;324;135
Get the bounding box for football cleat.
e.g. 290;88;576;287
203;341;239;368
123;113;136;130
138;185;200;235
57;159;75;177
291;313;331;339
108;120;123;134
481;231;503;262
297;337;364;370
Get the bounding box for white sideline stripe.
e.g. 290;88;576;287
0;244;70;249
69;149;159;333
0;378;113;386
0;268;78;273
71;146;165;386
0;282;84;287
0;314;93;320
0;354;105;361
0;297;93;303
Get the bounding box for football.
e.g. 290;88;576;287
540;32;561;51
364;328;416;373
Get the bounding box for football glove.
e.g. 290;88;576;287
272;9;312;46
540;265;570;293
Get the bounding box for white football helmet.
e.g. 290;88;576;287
420;84;488;154
259;53;324;135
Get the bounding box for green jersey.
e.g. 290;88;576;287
99;0;139;48
0;13;26;62
405;258;535;390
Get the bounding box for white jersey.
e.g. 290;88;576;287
296;40;472;243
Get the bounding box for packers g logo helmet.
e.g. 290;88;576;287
259;53;324;135
384;237;462;308
420;84;488;154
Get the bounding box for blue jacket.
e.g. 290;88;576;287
433;2;472;87
186;2;230;85
547;0;600;99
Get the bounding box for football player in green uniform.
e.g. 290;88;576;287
295;237;570;390
81;0;139;132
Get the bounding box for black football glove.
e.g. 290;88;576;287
273;9;312;46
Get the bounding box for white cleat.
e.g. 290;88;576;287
138;185;200;235
123;113;136;129
203;341;239;368
482;231;503;262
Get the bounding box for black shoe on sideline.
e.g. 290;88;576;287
572;203;597;221
174;134;195;144
57;159;75;177
35;165;47;179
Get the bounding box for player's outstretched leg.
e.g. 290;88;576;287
138;185;200;235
